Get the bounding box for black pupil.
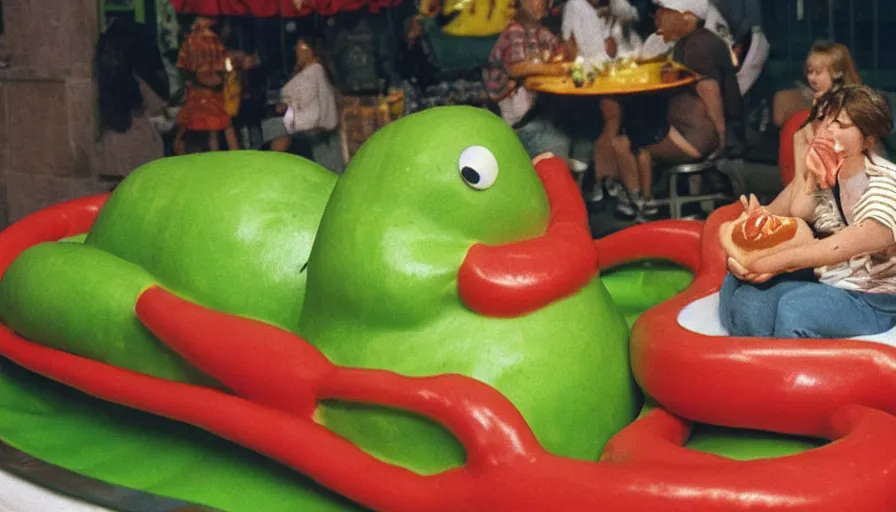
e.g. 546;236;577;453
461;166;480;185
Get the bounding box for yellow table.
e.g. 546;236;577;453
525;62;697;96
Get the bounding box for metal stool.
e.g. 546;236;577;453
655;158;735;219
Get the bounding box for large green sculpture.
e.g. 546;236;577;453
0;106;638;507
0;107;820;512
0;151;336;381
301;107;636;473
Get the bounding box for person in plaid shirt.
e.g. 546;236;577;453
484;0;572;158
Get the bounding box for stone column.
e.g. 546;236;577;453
0;0;107;228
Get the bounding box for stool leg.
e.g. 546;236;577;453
669;171;680;219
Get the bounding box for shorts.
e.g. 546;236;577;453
552;96;605;140
620;94;669;151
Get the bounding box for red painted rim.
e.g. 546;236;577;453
0;197;895;510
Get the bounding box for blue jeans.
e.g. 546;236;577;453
515;114;571;159
719;273;896;338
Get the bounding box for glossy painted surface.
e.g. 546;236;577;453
525;62;698;96
0;197;364;512
0;108;894;509
86;151;336;332
624;205;896;439
0;268;894;510
0;151;336;383
301;110;635;473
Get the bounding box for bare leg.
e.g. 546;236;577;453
612;135;640;193
207;131;221;151
224;127;240;150
646;128;704;197
593;97;622;182
646;127;702;164
173;127;186;155
270;135;292;152
637;149;653;200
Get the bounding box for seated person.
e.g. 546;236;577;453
719;85;896;339
267;39;342;172
786;45;890;193
613;0;744;219
638;1;735;61
609;0;640;22
654;0;744;161
773;42;861;130
711;0;769;96
561;0;628;202
610;94;666;220
484;0;571;158
562;0;623;68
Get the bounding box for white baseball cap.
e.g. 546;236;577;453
654;0;709;20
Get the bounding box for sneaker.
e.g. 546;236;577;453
616;191;638;217
588;185;604;203
605;178;624;198
640;197;659;216
568;158;589;174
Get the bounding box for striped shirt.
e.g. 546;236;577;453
813;155;896;293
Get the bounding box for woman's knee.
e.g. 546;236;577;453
718;274;742;331
724;285;781;337
772;300;816;338
636;148;651;165
611;135;631;155
772;286;833;338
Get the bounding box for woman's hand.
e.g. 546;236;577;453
561;38;578;62
604;37;618;59
738;193;762;214
728;256;775;284
545;62;571;76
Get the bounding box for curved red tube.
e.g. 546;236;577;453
2;198;896;510
620;204;896;437
594;219;704;273
458;156;598;318
0;194;108;277
1;288;896;510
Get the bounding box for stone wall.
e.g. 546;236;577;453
0;0;107;228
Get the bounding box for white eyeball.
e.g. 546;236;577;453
458;146;499;190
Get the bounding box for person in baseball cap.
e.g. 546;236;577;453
654;0;709;19
653;0;709;42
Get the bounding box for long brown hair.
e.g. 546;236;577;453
807;42;861;86
802;43;862;128
827;85;894;143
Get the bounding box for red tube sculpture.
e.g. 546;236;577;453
0;196;896;510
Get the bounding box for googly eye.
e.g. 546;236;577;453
458;146;499;190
